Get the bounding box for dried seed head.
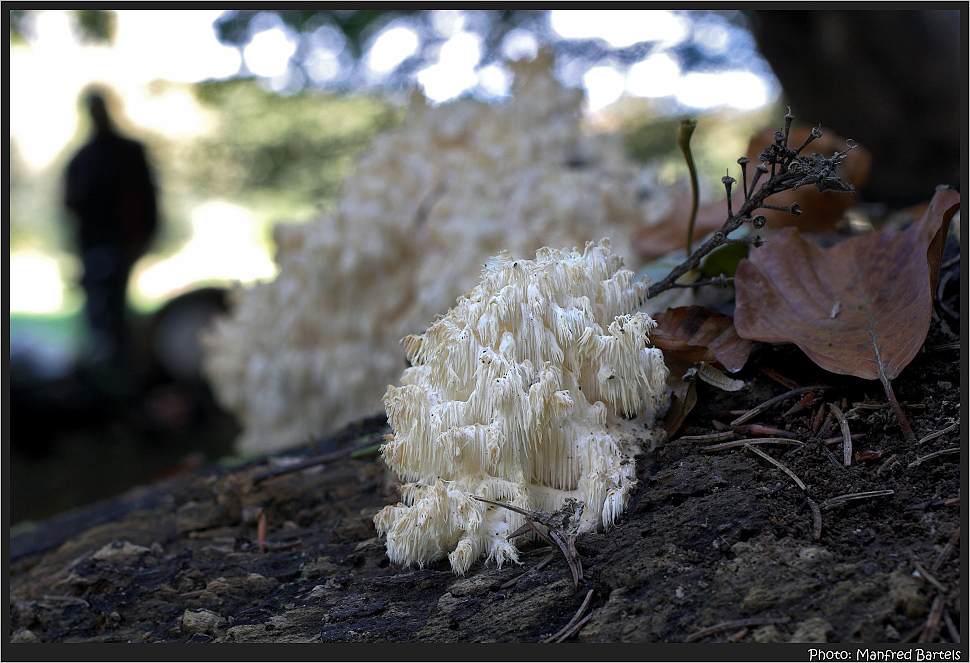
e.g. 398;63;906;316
789;203;802;216
752;215;767;229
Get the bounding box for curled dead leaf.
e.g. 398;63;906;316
734;186;960;436
651;306;751;373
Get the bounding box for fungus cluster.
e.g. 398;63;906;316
203;51;667;454
374;240;668;575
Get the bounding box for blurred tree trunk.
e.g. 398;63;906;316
748;10;961;207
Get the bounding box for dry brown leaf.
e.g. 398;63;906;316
651;306;751;373
635;126;871;261
734;186;960;436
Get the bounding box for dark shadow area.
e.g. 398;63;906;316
9;288;240;526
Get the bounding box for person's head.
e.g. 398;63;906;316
86;92;111;131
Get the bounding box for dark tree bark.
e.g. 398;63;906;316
748;9;961;207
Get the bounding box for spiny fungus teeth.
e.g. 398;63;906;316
375;239;668;575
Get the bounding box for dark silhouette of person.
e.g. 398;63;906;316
64;88;158;373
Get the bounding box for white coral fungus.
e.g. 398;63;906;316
374;240;668;575
203;51;667;454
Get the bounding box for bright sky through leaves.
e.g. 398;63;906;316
9;9;777;316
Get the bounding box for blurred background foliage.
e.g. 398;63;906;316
10;7;959;321
183;80;401;217
9;8;782;311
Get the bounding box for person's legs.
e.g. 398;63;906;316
80;245;129;366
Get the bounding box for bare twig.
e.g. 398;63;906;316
731;386;829;426
685;617;790;643
918;594;947;643
251;435;384;484
759;367;800;390
475;496;584;587
901;624;924;643
820;433;866;447
744;443;806;490
542;589;594;643
927;343;960;352
908;447;960;469
679;119;700;258
916;421;960;446
828;403;852;466
820;489;894;511
556;614;592;643
879;370;915;441
783;390;821;416
499;573;526;590
665;275;735;289
931;528;959;574
256;509;266;554
806;496;823;541
39;595;91;608
643;116;854;301
943;610;960;643
876;454;899;475
702;438;802;453
912;559;948;595
731;423;801;438
534;551;557;572
677;431;737;443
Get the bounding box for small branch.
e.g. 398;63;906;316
908;447;960;469
783;390;822;416
679;119;700;257
643;115;852;302
820;489;894;511
702;437;802;453
731;423;800;438
806;497;823;541
664;276;735;289
943;611;960;644
542;589;594;643
685;617;790;643
876;454;899;476
931;527;959;573
731;386;829;426
912;559;948;595
759;367;801;390
828;403;852;466
251;434;385;484
744;443;806;490
475;496;584;587
676;430;736;443
917;420;960;446
878;369;915;442
918;594;947;643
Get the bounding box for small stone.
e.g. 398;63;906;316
10;628;39;643
91;540;151;564
751;624;781;643
181;608;226;635
789;617;834;643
